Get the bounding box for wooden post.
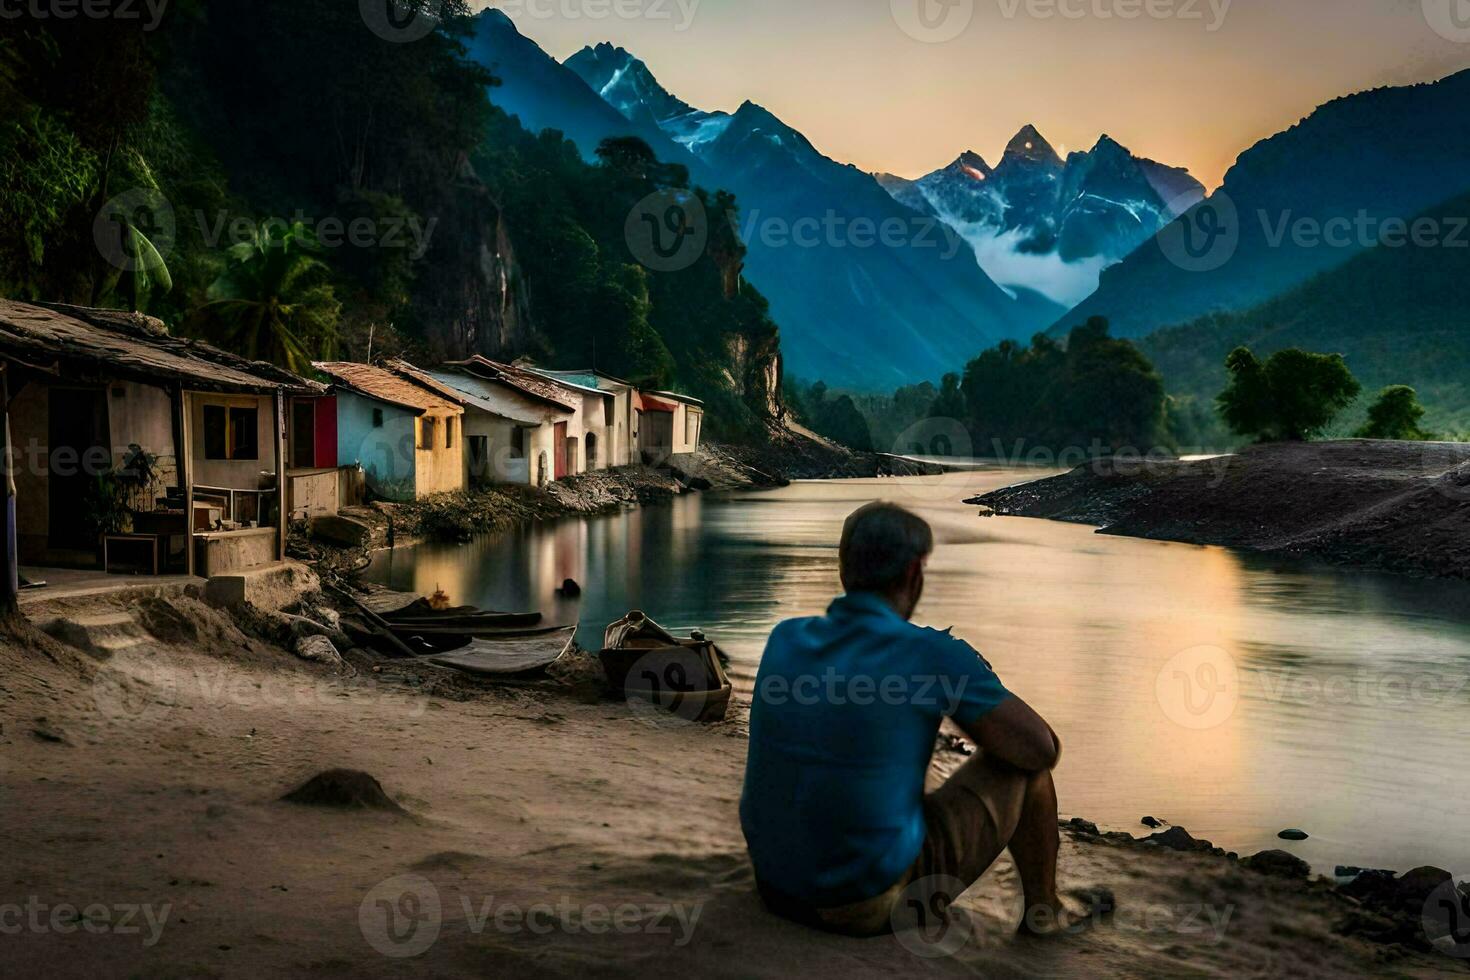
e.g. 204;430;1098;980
274;390;286;562
1;363;18;613
178;388;195;578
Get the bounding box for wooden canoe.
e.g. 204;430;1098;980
422;627;575;678
384;621;571;649
382;610;545;630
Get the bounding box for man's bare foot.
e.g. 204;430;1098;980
1016;887;1116;938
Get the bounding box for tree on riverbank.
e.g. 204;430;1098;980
1355;386;1432;441
1217;346;1361;442
958;317;1170;454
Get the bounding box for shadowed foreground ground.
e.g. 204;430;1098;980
1;592;1461;979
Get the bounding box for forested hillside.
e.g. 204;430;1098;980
0;0;782;438
1143;190;1470;440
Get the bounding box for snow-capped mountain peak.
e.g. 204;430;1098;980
886;130;1204;307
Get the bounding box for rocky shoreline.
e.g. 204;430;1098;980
1055;816;1468;960
971;440;1470;581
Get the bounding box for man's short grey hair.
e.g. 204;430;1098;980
839;502;934;594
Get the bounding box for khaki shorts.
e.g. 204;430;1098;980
758;753;1015;937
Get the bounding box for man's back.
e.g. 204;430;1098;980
739;592;1011;908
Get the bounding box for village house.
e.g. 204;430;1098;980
281;391;365;522
526;369;640;469
441;357;592;486
636;389;705;466
0;300;315;593
384;358;564;488
511;366;617;476
312;362;464;502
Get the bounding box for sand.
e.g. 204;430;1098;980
1;592;1462;979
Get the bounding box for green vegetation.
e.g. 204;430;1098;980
783;380;874;452
1356;386;1432;441
2;1;781;442
189;221;340;375
955;317;1172;455
1144;190;1470;441
833;317;1185;458
1217;347;1361;443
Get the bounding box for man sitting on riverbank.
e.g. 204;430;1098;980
740;501;1074;938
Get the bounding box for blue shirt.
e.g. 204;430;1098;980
739;592;1012;907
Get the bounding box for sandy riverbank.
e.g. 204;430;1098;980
2;587;1464;978
972;440;1470;581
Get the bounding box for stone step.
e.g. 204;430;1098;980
39;610;152;660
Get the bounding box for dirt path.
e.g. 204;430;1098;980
0;597;1461;978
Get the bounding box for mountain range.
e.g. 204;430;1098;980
467;13;1051;388
877;128;1204;308
1058;68;1470;339
465;9;1470;422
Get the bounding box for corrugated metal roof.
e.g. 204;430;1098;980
0;300;319;394
418;368;550;426
534;368;635;393
313;361;462;414
386;359;545;426
443;356;579;411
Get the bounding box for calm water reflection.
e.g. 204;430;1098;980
367;471;1470;873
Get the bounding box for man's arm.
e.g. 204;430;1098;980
961;696;1062;773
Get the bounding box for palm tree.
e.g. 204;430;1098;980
191;221;340;373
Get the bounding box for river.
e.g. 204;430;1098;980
365;469;1470;875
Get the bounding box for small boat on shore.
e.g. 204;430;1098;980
420;626;576;678
599;611;733;723
384;620;571;653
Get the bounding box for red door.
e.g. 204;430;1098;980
313;395;338;469
553;422;568;480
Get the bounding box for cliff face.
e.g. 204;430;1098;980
727;331;785;423
410;165;540;363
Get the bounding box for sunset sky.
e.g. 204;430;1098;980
479;0;1470;189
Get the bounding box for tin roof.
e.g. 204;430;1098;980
0;300;319;395
533;368;636;393
386;360;545;426
313;361;462;415
442;356;579;412
416;368;553;426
